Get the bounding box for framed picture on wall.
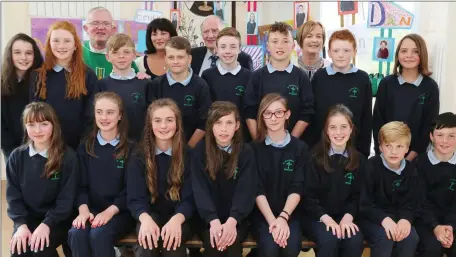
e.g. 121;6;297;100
372;37;395;62
170;9;180;29
338;1;358;15
294;1;309;29
246;12;258;35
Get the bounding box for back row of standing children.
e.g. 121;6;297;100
1;17;451;257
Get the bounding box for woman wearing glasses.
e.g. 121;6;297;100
250;93;308;257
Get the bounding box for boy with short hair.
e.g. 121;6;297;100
415;112;456;257
244;22;313;140
202;27;252;141
98;33;155;142
151;36;212;148
359;121;420;257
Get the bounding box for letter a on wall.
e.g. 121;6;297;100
367;1;414;29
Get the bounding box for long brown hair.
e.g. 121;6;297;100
141;98;185;202
36;21;87;100
314;104;360;172
205;101;243;180
393;33;432;76
255;93;289;142
85;92;129;160
22;102;65;178
1;33;43;96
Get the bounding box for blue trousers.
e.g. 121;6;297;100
301;216;364;257
415;220;456;257
358;219;418;257
68;212;134;257
252;218;302;257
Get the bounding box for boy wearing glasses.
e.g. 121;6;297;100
83;7;139;79
244;22;314;140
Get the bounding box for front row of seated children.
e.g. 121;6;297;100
6;92;456;257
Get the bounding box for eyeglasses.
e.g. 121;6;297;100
87;21;112;28
262;110;287;119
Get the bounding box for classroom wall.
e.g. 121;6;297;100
1;1;454;112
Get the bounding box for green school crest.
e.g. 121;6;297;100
349;87;359;98
235;86;245;96
233;167;239;179
418;93;426;104
50;171;60;180
282;159;294;172
116;158;125;169
287;85;299;96
131;92;141;103
184;95;194;106
449;179;456;191
95;67;105;80
392;179;402;190
344;172;354;185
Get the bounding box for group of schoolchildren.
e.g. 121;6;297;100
1;15;455;257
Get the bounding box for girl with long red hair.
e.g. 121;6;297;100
31;21;98;149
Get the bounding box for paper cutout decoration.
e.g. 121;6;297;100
368;1;414;29
372;37;395;62
338;1;358;15
134;9;163;24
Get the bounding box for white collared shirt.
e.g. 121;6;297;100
217;63;241;75
97;130;120;146
326;64;358;75
110;68;136;80
265;130;291;148
218;144;233;153
155;147;172;156
427;150;456;165
166;68;194;86
266;62;294;73
29;144;48;158
199;49;219;76
328;148;349;157
53;65;71;72
380;153;406;175
398;74;423;87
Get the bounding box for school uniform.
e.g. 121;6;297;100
191;141;257;257
6;144;78;257
250;133;307;257
201;63;252;142
151;69;212;142
68;133;135;257
127;147;194;257
305;65;372;156
358;155;420;257
1;79;29;159
244;63;314;137
30;65;98;149
414;151;456;257
98;69;155;141
373;74;440;155
301;149;366;257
